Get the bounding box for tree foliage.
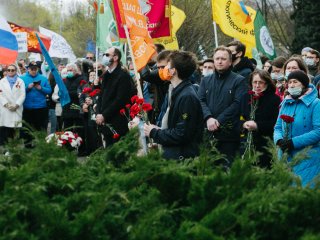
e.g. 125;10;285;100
0;130;320;239
291;0;320;53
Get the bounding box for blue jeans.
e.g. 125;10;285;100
48;108;57;134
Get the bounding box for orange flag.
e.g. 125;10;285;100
9;22;51;53
114;0;155;71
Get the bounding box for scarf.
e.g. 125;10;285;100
7;75;18;89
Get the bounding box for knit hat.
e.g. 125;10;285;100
287;70;309;88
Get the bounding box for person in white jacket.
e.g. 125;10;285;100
0;64;26;147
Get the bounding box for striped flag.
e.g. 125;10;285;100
0;15;18;65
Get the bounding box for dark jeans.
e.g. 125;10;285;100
21;108;48;147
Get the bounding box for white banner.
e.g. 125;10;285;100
14;32;28;53
39;26;76;61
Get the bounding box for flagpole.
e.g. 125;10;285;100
95;46;99;80
213;21;219;48
123;24;143;98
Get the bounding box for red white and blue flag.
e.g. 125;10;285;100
0;15;18;65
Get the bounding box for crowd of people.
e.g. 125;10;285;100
0;41;320;186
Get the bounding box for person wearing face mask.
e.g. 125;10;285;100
202;58;215;78
240;69;280;168
96;47;137;147
140;50;172;124
305;49;320;77
274;70;320;187
62;63;87;155
144;51;203;160
270;56;287;100
226;40;255;82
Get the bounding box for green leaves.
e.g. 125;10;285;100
0;130;319;239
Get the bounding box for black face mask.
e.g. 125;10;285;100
98;70;103;76
232;52;238;62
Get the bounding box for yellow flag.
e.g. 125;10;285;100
154;5;186;50
212;0;256;57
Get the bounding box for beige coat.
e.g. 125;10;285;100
0;77;26;128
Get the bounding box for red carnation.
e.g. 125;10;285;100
142;103;152;112
82;87;92;94
80;80;87;86
280;114;294;123
113;133;120;139
136;98;144;105
130;103;140;116
120;109;126;115
248;90;255;95
89;89;101;97
131;95;139;103
125;104;131;109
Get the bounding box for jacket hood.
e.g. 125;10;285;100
233;57;255;72
282;84;318;107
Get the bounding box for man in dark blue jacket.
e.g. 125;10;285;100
144;51;203;160
198;46;247;165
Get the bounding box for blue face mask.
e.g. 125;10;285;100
102;55;111;66
45;65;50;71
305;58;315;67
67;72;74;78
271;73;284;81
61;73;68;79
288;87;303;97
129;71;135;78
285;71;291;80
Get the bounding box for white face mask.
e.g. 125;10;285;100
305;58;315;67
288;87;303;97
202;69;214;77
271;73;284;81
102;55;111;66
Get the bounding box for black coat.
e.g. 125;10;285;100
96;65;136;136
198;68;247;141
62;74;86;119
240;87;281;167
150;80;203;160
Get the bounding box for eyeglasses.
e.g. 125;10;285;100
7;69;16;72
103;53;114;57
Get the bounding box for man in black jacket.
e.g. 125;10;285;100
96;47;136;147
144;51;203;160
198;46;247;165
227;40;254;81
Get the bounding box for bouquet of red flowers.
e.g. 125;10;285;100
120;95;152;123
280;114;294;140
46;131;83;150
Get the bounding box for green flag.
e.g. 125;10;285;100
254;10;276;60
96;0;126;63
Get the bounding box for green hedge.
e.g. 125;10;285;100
0;130;319;239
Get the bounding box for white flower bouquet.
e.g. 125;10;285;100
46;131;83;150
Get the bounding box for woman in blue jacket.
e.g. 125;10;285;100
274;70;320;187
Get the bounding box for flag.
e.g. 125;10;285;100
254;10;276;60
112;0;171;40
86;39;96;53
154;5;185;50
0;15;18;64
39;26;76;61
36;33;70;107
113;0;155;71
9;22;51;53
96;0;121;52
212;0;256;57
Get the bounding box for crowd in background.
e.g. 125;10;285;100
0;41;320;186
